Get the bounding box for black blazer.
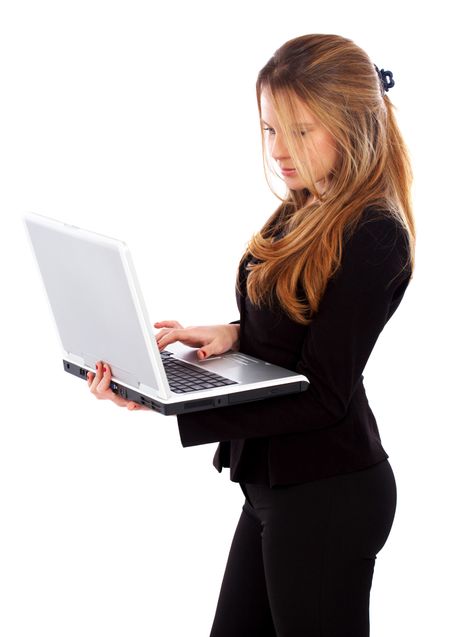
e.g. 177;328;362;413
176;208;412;487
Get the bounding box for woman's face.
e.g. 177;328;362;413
260;88;339;198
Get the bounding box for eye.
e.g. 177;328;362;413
262;126;307;137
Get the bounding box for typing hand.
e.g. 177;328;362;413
154;320;240;360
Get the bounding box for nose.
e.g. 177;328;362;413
269;132;291;163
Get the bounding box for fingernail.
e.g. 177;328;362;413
103;366;107;372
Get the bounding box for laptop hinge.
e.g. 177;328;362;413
138;382;157;395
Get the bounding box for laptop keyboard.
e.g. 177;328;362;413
160;350;238;394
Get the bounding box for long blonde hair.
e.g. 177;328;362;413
238;33;415;325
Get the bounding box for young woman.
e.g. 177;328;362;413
87;33;415;637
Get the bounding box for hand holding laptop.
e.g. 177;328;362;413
86;362;151;411
86;320;241;411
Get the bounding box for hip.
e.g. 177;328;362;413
240;459;397;555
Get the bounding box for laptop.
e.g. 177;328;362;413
23;211;310;415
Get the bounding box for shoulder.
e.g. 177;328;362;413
337;207;412;290
347;207;404;241
345;207;409;263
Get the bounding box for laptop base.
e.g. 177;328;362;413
63;359;309;416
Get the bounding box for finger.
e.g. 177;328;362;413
154;323;184;346
126;401;152;411
87;370;100;389
89;362;103;393
86;363;131;408
154;327;172;344
97;363;111;393
95;364;123;403
197;342;216;359
154;328;177;347
197;336;227;360
90;363;122;405
157;328;183;350
154;320;183;329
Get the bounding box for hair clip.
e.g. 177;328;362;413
374;64;395;94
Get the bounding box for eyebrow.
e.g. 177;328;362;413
261;119;314;127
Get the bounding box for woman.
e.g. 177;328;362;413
87;34;415;637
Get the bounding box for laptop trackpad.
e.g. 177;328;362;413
166;344;254;380
165;343;296;383
175;348;239;371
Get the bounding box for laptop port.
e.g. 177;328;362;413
139;396;161;412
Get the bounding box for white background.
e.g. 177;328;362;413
0;1;448;635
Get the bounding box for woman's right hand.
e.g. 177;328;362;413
154;320;240;360
86;362;151;411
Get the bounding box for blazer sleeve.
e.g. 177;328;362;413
176;214;412;446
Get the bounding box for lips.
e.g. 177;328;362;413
281;167;297;174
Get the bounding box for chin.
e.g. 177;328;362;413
284;176;304;187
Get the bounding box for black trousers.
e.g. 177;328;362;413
209;459;397;637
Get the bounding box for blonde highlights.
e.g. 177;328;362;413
237;33;415;325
